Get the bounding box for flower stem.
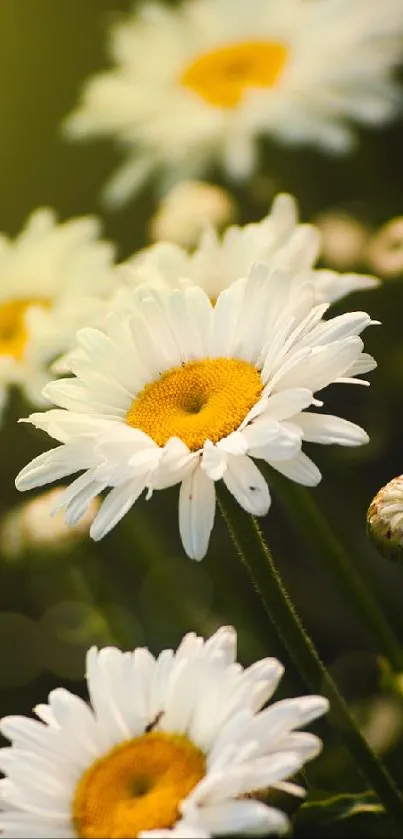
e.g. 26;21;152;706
269;472;403;672
217;487;403;830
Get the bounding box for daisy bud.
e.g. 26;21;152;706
315;211;370;271
367;476;403;562
0;487;100;560
367;217;403;278
149;180;236;248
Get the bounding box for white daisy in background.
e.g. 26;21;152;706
16;259;375;560
0;487;100;561
122;192;379;305
0;209;116;421
65;0;403;207
0;626;329;837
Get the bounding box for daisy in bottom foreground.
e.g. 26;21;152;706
16;265;375;559
0;626;329;837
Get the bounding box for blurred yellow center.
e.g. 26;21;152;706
73;731;206;838
126;357;263;451
0;298;49;360
181;41;288;107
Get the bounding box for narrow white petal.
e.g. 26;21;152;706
297;412;369;446
204;627;237;664
179;468;216;560
102;155;154;208
275;731;323;761
270;696;330;729
90;476;148;540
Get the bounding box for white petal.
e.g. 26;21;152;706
196;799;289;836
244;420;302;462
204;626;237;665
222;456;270;516
264;388;314;420
190;751;303;804
201;442;228;481
270;451;321;486
275;731;323;762
102;155;154;208
179;468;216;560
297;412;369;446
271;338;363;394
270;696;330;729
90;476;148;540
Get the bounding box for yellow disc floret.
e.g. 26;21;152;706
73;731;206;838
181;41;288;108
0;298;49;360
126;357;263;451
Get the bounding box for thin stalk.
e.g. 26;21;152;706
217;487;403;831
269;472;403;672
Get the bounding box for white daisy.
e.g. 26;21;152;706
64;0;403;207
0;208;116;419
121;192;379;305
0;626;329;838
16;262;375;560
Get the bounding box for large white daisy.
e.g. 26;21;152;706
65;0;403;206
121;193;379;304
0;626;329;838
0;209;116;420
16;262;375;560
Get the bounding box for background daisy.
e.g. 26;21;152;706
0;626;329;838
0;209;116;420
65;0;403;206
121;192;379;304
16;266;374;559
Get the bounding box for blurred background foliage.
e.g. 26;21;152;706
1;2;403;835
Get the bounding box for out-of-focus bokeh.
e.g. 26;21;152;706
1;2;403;829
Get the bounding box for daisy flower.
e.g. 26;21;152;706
0;209;116;420
16;261;375;560
122;192;379;305
65;0;403;207
0;626;329;837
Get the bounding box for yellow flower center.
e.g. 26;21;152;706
180;40;288;108
126;357;263;451
73;731;206;838
0;298;49;360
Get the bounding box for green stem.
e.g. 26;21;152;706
217;487;403;831
269;472;403;672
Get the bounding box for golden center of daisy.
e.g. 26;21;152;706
180;40;288;108
73;731;206;839
0;298;49;360
126;357;263;451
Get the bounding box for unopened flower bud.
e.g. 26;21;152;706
149;180;236;248
367;217;403;278
367;476;403;562
314;211;370;270
0;487;100;560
